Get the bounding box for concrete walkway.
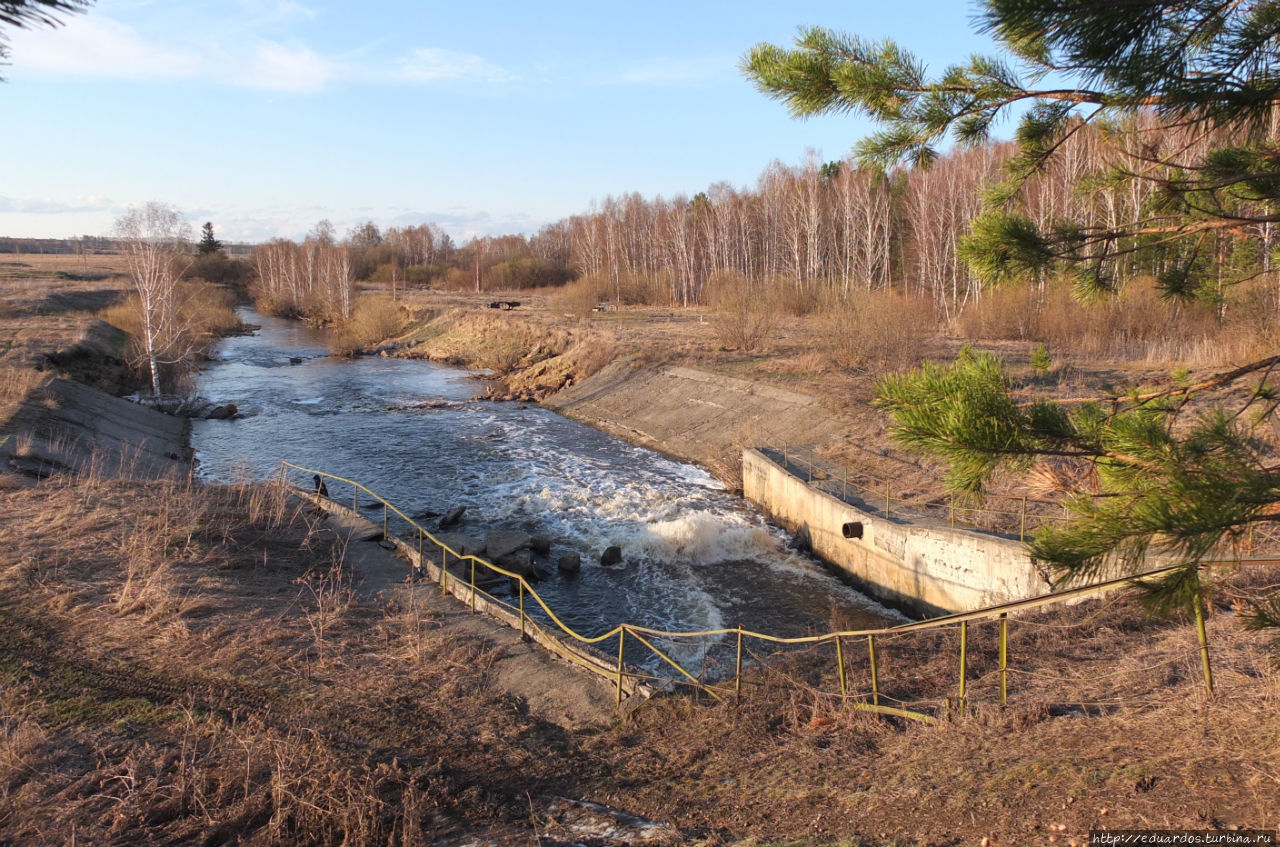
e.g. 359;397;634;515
317;503;619;730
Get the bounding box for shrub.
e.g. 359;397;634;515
186;253;253;288
818;289;934;373
330;296;407;356
98;281;239;393
707;270;777;352
551;275;607;320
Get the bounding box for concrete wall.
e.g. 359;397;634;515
742;448;1051;616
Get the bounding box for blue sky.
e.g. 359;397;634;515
0;1;1000;243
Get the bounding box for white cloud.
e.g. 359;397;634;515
10;13;517;93
397;48;517;84
232;41;331;93
0;195;119;215
10;15;199;79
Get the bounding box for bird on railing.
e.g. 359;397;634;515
312;474;329;498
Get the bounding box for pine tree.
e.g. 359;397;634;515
198;221;222;256
745;1;1280;622
742;0;1280;297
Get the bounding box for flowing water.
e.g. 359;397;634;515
191;309;902;676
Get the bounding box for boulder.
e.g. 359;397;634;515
206;403;238;420
289;357;303;365
495;549;535;577
433;532;485;558
558;552;582;574
600;545;623;567
485;530;532;561
440;506;467;527
530;534;552;556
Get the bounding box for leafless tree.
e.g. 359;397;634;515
113;202;193;399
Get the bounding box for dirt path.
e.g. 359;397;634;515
318;503;619;730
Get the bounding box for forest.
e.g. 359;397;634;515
247;113;1279;347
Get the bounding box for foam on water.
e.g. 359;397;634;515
192;309;902;673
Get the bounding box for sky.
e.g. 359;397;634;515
0;0;1002;244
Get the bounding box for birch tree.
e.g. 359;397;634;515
113;202;192;399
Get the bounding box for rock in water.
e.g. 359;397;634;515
433;532;485;557
530;534;552;555
495;549;535;577
206;403;238;420
600;545;622;567
486;530;532;561
440;506;467;527
558;552;582;574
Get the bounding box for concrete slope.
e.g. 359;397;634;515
2;378;189;479
543;360;851;483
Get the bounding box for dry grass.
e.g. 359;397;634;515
0;451;1276;844
329;295;409;356
953;278;1278;366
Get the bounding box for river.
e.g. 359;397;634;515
191;309;900;676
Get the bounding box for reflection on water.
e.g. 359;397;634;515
192;308;902;674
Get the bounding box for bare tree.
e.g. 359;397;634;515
113;202;192;399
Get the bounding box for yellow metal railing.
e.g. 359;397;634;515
282;461;1258;720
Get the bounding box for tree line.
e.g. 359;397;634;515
247;110;1279;328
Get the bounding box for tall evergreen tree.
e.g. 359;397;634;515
198;221;223;255
744;1;1280;623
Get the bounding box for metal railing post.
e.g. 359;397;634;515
616;627;626;705
835;635;847;697
867;635;880;706
441;549;448;594
735;626;744;702
885;482;891;518
519;581;526;640
383;503;388;539
1194;593;1215;697
470;559;477;612
417;528;423;572
352;484;358;512
958;621;968;713
999;613;1008;705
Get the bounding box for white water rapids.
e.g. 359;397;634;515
191;309;903;675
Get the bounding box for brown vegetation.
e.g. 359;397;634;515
99;279;240;395
390;306;618;401
329;295;409;356
0;464;1275;845
0;256;135;424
